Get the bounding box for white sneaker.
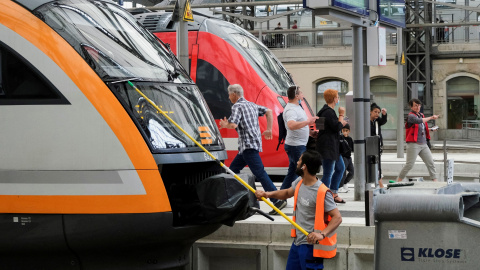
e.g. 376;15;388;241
338;187;349;193
343;185;350;192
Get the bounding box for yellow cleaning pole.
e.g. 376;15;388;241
127;81;308;236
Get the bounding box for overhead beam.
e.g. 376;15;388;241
407;21;480;28
213;8;304;22
248;26;351;34
424;0;480;12
138;0;303;10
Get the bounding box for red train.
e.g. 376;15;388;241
135;11;316;176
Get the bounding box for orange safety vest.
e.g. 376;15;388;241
291;179;337;258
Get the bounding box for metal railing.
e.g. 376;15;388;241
257;26;479;49
256;29;397;48
432;25;480;44
463;120;480;139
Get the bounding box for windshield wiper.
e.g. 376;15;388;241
153;36;181;82
105;77;142;85
163;43;180;81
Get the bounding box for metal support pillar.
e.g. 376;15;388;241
353;26;366;201
287;7;291;28
242;5;248;30
222;0;226;22
425;26;432;112
396;27;405;158
312;12;315;46
363;29;370;140
465;0;470;42
443;139;447;181
176;0;189;74
258;22;263;42
267;8;270;29
405;0;432;114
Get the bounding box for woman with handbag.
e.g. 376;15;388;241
316;89;348;203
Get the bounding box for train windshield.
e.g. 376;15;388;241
36;0;189;83
36;0;222;152
111;82;222;152
205;20;293;96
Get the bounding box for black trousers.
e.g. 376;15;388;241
340;156;354;187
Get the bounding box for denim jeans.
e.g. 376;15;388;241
229;149;278;203
280;144;306;190
286;243;324;270
321;156;345;193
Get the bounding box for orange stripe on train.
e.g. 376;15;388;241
0;1;171;214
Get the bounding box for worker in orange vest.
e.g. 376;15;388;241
255;150;342;269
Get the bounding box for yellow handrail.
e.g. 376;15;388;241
127;81;308;236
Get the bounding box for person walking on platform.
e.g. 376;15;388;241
280;86;318;191
274;22;284;47
316;89;348;203
255;150;342;270
397;98;439;182
370;103;387;188
219;84;287;213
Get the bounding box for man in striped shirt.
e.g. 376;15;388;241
220;84;287;212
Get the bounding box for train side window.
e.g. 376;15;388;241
0;43;69;105
195;59;231;119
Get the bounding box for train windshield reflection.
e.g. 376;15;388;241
113;82;222;152
36;0;189;83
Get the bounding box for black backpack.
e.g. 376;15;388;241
276;112;287;151
276;112;324;151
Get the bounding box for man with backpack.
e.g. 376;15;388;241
278;86;318;202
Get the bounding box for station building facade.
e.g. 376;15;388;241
272;44;480;140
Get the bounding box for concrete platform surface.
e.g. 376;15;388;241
191;140;480;270
250;182;366;226
265;140;480;180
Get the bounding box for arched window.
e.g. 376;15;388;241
315;79;348;113
446;76;479;129
371;77;397;129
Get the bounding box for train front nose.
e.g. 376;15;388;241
159;161;258;227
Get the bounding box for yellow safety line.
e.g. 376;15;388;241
127;81;308;236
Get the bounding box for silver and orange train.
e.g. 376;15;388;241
0;0;242;269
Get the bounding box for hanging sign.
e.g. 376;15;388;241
183;0;194;22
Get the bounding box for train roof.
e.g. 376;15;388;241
13;0;118;11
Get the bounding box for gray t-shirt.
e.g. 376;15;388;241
291;178;337;246
283;103;309;146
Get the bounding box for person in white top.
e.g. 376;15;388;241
280;86;317;190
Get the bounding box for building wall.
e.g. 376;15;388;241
273;45;480;140
432;58;480;139
285;61;398;113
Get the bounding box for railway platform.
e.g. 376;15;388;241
188;140;480;270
